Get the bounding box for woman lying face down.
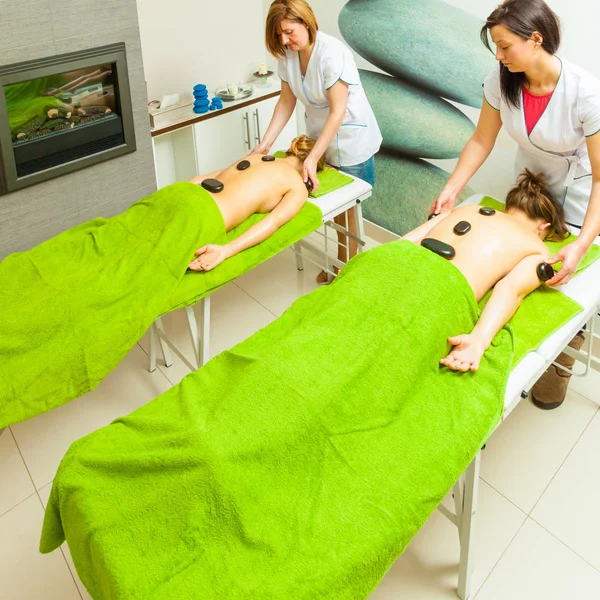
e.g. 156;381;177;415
404;170;570;372
187;135;325;272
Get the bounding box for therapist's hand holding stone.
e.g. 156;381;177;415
431;186;459;215
545;241;587;286
302;154;320;193
250;141;270;156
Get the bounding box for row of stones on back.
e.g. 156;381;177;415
200;155;313;194
421;206;554;282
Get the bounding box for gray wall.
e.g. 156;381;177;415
0;0;156;260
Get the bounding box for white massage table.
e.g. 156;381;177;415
443;194;600;599
148;173;373;372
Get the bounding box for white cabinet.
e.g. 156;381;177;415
193;109;249;176
192;96;298;177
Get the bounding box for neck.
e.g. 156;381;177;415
299;39;315;61
525;53;561;90
506;208;546;238
283;154;303;174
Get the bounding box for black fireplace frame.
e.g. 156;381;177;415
0;43;136;196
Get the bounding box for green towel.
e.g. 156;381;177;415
479;286;581;366
0;183;322;428
40;240;511;600
273;151;354;198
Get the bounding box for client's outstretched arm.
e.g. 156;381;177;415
441;252;549;372
188;186;307;271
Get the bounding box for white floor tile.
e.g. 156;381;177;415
139;282;278;386
233;247;323;317
475;518;600;600
10;344;172;490
569;363;600;406
369;481;526;599
0;429;35;517
480;388;597;513
0;495;81;600
532;410;600;571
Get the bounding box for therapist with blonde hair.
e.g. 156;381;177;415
254;0;382;284
431;0;600;410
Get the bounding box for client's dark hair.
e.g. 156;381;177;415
480;0;561;109
286;135;325;171
505;169;569;241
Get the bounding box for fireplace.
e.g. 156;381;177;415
0;43;136;195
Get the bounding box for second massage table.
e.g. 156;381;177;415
444;194;600;599
39;214;600;600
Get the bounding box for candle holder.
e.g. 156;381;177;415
253;70;274;88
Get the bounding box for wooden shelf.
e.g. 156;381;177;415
150;83;281;137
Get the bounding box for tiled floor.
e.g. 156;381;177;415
1;242;599;600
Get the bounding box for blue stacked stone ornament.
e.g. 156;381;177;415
193;83;210;114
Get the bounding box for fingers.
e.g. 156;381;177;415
440;350;479;372
447;335;463;346
194;245;208;256
546;267;573;287
311;175;320;193
188;260;203;271
545;254;562;265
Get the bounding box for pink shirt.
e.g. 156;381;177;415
523;86;554;135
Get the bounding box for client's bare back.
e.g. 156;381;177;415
425;205;551;301
190;155;305;232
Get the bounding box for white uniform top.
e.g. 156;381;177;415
278;31;382;168
484;58;600;227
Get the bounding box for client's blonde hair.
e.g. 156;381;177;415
285;135;325;171
505;169;570;241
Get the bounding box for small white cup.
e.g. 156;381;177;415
227;83;239;96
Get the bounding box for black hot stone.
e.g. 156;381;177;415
236;160;250;170
428;212;437;221
453;220;471;235
421;237;456;260
201;178;224;193
537;262;555;282
261;155;276;162
479;207;496;216
305;179;314;193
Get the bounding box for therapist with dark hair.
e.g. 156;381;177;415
431;0;600;409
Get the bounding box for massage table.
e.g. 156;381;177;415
38;195;600;600
443;194;600;599
0;172;369;431
147;173;372;372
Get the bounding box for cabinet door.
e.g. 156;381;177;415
252;96;298;153
193;109;250;175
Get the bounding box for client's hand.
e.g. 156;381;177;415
302;156;320;193
249;142;270;156
440;334;485;372
188;244;230;271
